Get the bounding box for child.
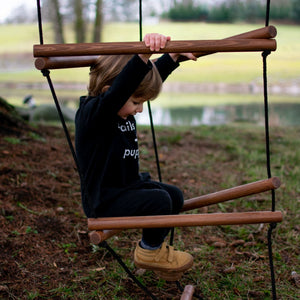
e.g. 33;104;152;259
75;33;197;280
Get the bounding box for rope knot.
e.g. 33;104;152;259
262;50;271;58
269;222;277;230
41;69;50;77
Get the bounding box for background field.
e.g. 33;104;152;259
0;22;300;107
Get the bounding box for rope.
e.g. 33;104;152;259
41;70;80;173
138;0;163;183
263;2;278;299
262;50;276;210
137;0;175;247
36;0;83;181
36;0;44;45
265;0;271;26
262;49;278;300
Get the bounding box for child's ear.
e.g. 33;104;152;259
101;85;110;93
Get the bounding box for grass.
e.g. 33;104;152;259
146;125;299;299
81;124;299;299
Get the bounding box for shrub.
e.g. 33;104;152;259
164;3;208;22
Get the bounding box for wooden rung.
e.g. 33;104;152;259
88;211;283;230
89;229;121;245
33;38;276;58
88;177;281;242
34;26;277;70
180;285;195;300
35;55;99;70
181;177;281;212
178;25;276;62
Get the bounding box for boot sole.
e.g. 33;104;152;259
134;257;193;274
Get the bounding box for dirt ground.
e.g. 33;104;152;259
0;115;217;299
0;106;298;299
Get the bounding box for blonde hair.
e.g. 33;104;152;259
88;55;162;100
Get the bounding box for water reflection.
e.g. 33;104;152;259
136;103;300;126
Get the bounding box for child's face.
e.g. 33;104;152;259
118;96;146;120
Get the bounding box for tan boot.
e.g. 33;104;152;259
134;242;193;281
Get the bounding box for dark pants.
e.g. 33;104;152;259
99;181;184;247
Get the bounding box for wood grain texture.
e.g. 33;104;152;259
88;211;283;230
34;39;276;57
34;26;277;69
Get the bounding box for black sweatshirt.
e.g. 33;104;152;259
75;54;179;217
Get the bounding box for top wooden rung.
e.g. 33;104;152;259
34;38;276;57
33;26;277;69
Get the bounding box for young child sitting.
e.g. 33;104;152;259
75;33;197;280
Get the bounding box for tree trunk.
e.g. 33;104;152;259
51;0;65;44
93;0;103;43
74;0;86;43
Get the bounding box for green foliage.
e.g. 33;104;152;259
27;131;46;142
163;0;298;23
159;133;182;145
25;291;41;300
164;3;208;21
3;137;21;144
270;0;294;20
291;0;300;22
25;226;38;234
207;0;267;23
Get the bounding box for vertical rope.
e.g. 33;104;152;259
138;0;162;183
41;70;81;175
138;0;175;246
36;0;44;45
262;52;272;181
262;49;278;300
36;0;82;181
262;50;276;210
138;0;143;42
265;0;271;26
263;2;278;299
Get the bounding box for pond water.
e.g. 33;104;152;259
136;103;300;127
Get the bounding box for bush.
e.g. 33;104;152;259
162;0;300;24
290;0;300;23
208;2;238;23
208;0;266;23
270;1;293;20
164;3;208;21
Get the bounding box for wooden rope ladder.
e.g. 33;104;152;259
35;1;282;298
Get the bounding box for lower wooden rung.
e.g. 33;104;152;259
88;211;283;231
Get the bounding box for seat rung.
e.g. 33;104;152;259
88;211;283;231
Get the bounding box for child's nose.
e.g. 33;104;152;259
136;103;143;113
